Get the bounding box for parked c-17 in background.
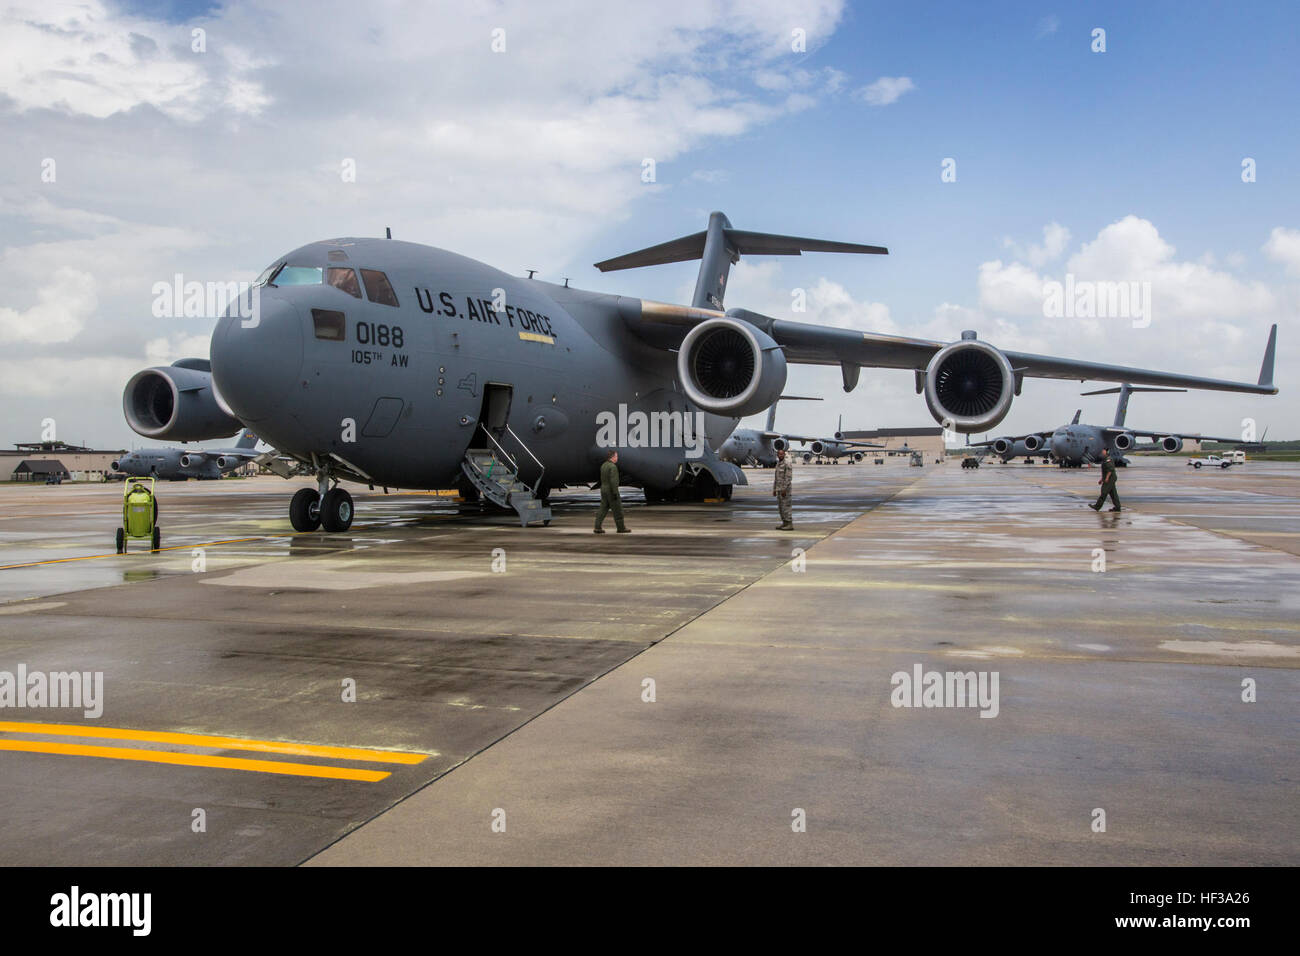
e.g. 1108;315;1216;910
971;379;1267;467
793;415;883;463
111;429;261;480
120;210;1279;532
718;397;884;467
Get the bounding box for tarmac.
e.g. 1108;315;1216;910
0;456;1295;865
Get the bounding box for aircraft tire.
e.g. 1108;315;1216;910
1194;462;1202;469
321;488;354;532
290;488;322;531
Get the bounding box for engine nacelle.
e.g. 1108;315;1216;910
1159;435;1183;454
1111;432;1135;452
992;438;1013;456
124;362;243;441
923;338;1015;433
772;437;787;452
677;318;787;418
1023;434;1043;452
810;440;825;455
179;453;202;469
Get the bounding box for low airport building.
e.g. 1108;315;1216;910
0;441;126;482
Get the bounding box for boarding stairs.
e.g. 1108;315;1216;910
460;428;550;527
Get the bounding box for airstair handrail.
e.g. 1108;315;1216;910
503;424;546;497
482;430;520;476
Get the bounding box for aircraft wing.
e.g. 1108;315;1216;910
780;433;886;448
968;431;1052;447
1108;427;1242;443
630;300;1278;396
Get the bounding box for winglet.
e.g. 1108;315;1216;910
1259;323;1277;389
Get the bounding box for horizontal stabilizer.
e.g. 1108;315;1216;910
596;211;887;311
594;232;708;272
1081;386;1186;395
594;230;887;273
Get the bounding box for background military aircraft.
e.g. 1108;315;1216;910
977;410;1082;464
718;396;823;468
792;415;884;464
972;379;1264;467
111;429;261;480
121;210;1279;532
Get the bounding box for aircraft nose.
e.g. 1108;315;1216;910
211;292;304;422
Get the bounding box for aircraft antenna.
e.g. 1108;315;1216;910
385;227;392;239
526;270;537;279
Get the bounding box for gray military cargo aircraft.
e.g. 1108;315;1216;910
718;396;879;468
110;429;261;480
120;211;1279;532
973;381;1259;466
979;410;1081;464
792;415;884;463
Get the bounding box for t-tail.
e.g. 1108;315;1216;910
234;429;258;450
593;211;887;310
1081;384;1186;427
764;395;820;432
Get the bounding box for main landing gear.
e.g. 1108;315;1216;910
289;467;354;532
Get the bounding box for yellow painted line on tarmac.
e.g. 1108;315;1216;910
0;536;274;571
0;721;430;764
0;739;390;781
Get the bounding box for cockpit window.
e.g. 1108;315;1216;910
311;309;346;341
253;262;282;287
273;265;324;286
360;269;399;307
327;267;362;298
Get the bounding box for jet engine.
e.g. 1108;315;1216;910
1158;435;1183;453
677;318;787;418
810;441;825;455
991;437;1013;456
123;361;243;441
1111;432;1135;452
772;437;788;452
178;453;204;469
1023;434;1043;452
923;336;1015;433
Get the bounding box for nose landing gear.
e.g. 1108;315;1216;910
289;467;354;533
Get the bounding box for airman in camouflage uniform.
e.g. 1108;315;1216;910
1089;447;1121;512
594;449;630;533
773;447;794;530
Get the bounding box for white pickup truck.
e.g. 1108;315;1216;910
1187;454;1237;469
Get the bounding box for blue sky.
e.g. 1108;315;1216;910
1;0;1296;447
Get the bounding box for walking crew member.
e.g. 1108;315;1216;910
1089;448;1121;513
594;449;631;534
774;447;794;530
